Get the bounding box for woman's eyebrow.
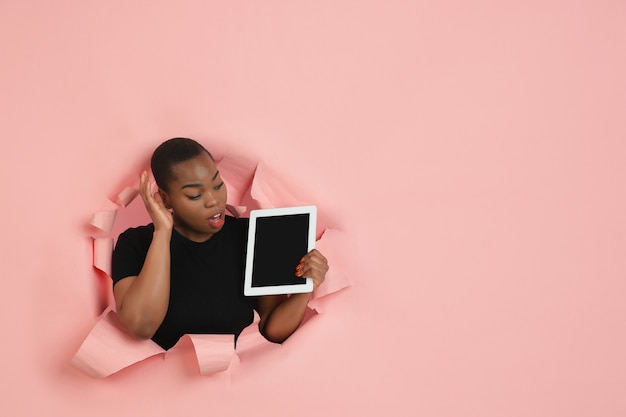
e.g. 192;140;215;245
180;170;220;190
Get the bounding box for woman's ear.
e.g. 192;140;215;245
158;189;171;209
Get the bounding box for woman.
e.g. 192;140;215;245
111;138;328;350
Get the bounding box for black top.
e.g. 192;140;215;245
111;216;257;350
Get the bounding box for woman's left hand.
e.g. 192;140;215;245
295;249;328;290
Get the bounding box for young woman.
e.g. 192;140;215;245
111;138;328;350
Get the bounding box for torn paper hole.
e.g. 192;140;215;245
77;155;353;377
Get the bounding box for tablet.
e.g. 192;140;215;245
244;206;317;296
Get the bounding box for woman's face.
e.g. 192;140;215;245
160;152;228;242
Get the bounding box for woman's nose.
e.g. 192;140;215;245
204;191;218;208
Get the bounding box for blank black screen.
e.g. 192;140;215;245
251;213;310;287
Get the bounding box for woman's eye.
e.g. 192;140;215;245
214;182;225;191
187;195;201;200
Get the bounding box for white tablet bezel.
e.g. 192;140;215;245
244;205;317;296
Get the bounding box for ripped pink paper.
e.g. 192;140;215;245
234;314;283;361
90;202;118;234
225;204;247;219
249;162;304;209
309;228;353;313
113;185;139;208
73;309;239;377
168;334;236;375
216;155;257;209
92;237;114;277
72;309;165;378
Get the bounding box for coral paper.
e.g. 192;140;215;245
72;310;239;377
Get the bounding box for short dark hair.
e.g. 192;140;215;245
151;137;213;191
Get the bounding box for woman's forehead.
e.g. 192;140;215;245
170;153;217;185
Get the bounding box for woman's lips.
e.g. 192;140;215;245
207;211;225;227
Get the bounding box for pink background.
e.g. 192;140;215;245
1;1;625;416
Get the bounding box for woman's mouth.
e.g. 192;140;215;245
207;212;225;227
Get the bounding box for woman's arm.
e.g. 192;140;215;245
257;249;328;343
113;172;174;339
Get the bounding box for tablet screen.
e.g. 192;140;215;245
251;213;310;287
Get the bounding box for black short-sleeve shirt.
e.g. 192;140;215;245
112;216;256;350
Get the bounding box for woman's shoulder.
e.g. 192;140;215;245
116;223;155;246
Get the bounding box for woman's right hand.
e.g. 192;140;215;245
140;171;173;232
114;172;173;339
